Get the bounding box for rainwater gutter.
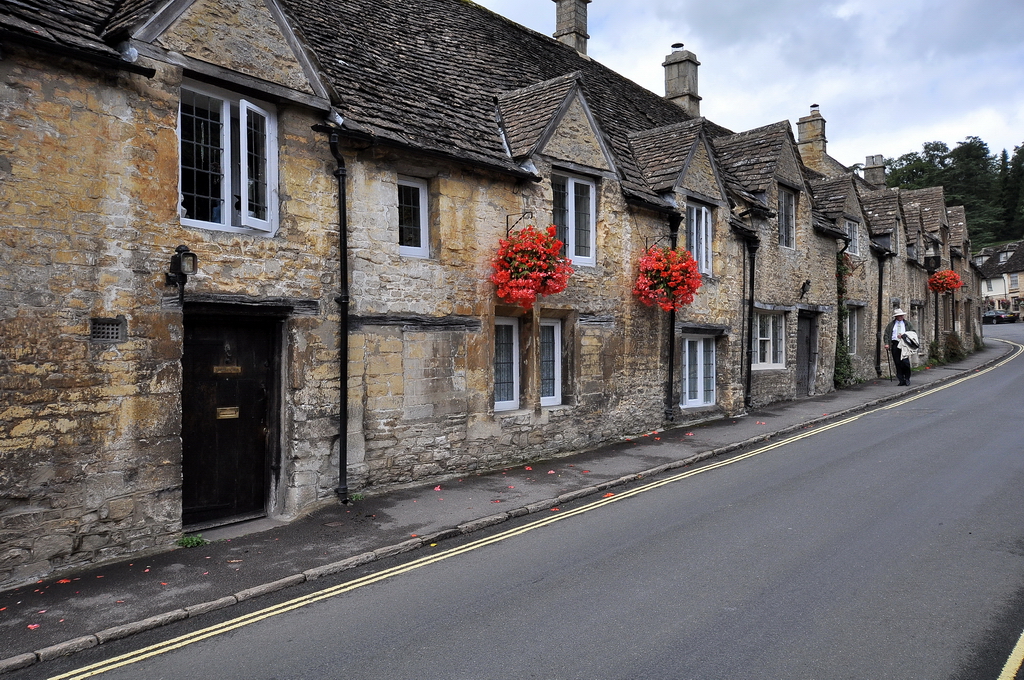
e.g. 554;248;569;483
664;213;682;420
873;245;893;377
314;123;350;503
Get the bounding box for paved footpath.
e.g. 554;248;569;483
0;342;1012;674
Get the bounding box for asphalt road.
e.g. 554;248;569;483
27;327;1024;680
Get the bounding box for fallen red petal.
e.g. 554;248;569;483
603;493;615;498
27;624;39;630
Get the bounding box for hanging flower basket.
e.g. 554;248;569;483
927;269;963;294
632;245;703;312
490;225;574;310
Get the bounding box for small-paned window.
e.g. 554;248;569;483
779;188;796;248
179;85;278;234
846;220;860;256
845;307;858;353
686;204;713;274
540;319;562;407
754;312;785;368
681;336;716;407
398;176;429;258
494;317;520;411
552;174;596;266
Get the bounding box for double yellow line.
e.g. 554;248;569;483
54;341;1024;680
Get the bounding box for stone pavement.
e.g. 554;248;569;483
0;341;1012;674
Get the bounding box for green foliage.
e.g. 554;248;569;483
833;253;857;388
176;534;209;548
943;332;967;363
885;136;1024;247
927;340;946;367
348;493;365;501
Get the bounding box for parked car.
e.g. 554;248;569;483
983;310;1018;324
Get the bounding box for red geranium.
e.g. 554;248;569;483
490;225;574;310
927;269;963;293
633;245;703;312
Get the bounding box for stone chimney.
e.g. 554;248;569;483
863;154;886;187
552;0;591;54
663;43;700;117
797;104;827;167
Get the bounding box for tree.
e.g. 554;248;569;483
885;138;1006;246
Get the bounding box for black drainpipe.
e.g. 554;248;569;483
327;131;350;503
873;250;891;377
664;213;682;420
743;236;760;408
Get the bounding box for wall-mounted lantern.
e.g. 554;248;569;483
166;244;198;306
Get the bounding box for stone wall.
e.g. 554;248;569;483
0;48;341;588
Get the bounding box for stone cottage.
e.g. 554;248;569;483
2;0;971;588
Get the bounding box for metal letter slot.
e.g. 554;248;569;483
213;365;242;375
216;407;240;419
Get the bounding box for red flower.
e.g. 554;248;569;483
491;225;574;310
927;269;963;293
632;245;703;312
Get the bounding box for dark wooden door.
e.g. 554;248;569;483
181;315;277;527
795;313;816;396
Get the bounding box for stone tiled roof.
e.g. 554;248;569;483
628;119;704;192
857;187;901;236
710;121;792;194
946;206;966;248
901;187;947;234
277;0;713;208
808;176;853;219
0;0;121;58
497;72;581;161
101;0;160;40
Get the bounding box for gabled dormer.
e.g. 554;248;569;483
629;119;730;275
496;73;618;268
496;72;617;177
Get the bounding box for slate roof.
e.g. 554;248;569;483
946;206;967;248
6;0;826;217
901;187;947;235
711;121;793;194
628;119;705;193
275;0;719;208
496;72;581;161
808;176;853;220
977;241;1024;279
858;187;901;236
0;0;120;58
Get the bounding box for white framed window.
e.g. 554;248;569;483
846;220;860;256
986;279;994;292
1011;273;1019;291
552;174;596;266
494;317;520;411
540;319;562;407
681;336;716;408
398;176;429;258
845;307;859;354
179;84;278;234
754;312;785;368
686;204;713;274
779;187;796;248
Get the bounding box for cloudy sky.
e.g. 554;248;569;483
474;0;1024;167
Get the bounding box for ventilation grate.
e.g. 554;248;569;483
90;316;127;343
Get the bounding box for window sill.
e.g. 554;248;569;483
752;365;787;371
